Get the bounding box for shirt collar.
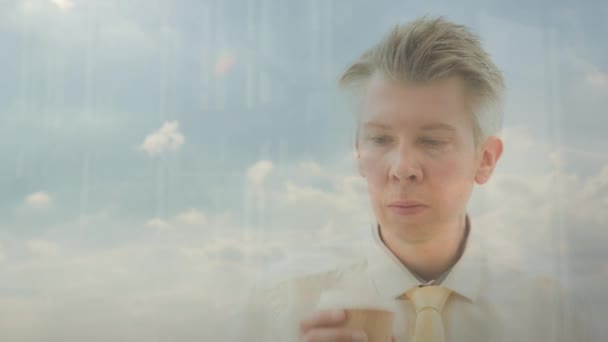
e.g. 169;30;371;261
365;215;484;303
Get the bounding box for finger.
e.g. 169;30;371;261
300;309;346;334
301;327;367;342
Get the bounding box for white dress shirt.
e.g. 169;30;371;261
232;216;591;341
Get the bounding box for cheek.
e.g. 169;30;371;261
360;153;387;180
431;151;475;179
429;158;476;203
435;159;464;178
359;154;389;195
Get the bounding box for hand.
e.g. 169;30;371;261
299;309;368;342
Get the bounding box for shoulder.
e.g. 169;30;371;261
479;263;593;341
483;260;585;317
484;259;566;296
479;254;581;315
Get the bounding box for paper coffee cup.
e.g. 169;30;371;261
342;308;394;342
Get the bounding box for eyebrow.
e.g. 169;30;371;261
362;122;456;131
420;123;457;132
362;122;391;129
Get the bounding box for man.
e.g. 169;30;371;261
233;16;590;342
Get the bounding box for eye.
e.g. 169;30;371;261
419;138;446;146
371;135;392;145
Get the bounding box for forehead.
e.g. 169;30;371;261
359;73;472;129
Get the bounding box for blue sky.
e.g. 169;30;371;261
0;0;606;340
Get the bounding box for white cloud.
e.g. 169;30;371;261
586;71;608;89
175;209;208;226
138;121;185;157
145;209;209;232
24;192;52;209
240;129;607;284
285;179;363;212
240;155;372;245
298;160;323;175
145;218;173;232
467;127;608;279
51;0;74;10
566;52;608;92
26;239;61;258
0;239;245;341
246;160;274;186
4;128;607;341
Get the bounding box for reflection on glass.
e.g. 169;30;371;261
0;1;604;341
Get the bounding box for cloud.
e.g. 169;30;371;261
233;134;607;337
145;218;173;232
0;206;286;341
1;4;605;339
51;0;74;10
239;156;373;248
175;209;208;226
24;192;52;209
206;244;245;263
238;127;608;286
26;239;62;258
586;71;608;89
467;127;608;281
3;136;607;341
205;237;285;265
246;160;274;187
0;236;248;341
284;177;364;213
298;160;323;176
566;52;608;92
138;121;185;157
145;209;209;232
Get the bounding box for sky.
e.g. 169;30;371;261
0;0;606;341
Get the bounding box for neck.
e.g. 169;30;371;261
379;215;469;282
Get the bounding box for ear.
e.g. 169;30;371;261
474;136;503;184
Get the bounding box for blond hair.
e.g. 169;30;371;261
339;16;505;145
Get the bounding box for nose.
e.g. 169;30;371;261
390;145;423;184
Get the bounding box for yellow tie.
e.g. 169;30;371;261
406;286;452;342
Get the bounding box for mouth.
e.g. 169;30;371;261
387;201;428;216
388;200;426;207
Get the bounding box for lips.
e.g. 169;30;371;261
388;200;426;208
387;200;428;216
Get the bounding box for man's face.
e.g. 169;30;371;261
356;73;496;242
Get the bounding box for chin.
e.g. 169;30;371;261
381;214;423;226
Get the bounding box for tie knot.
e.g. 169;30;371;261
406;286;452;313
